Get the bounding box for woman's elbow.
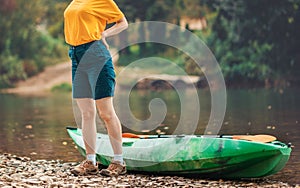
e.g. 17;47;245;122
122;17;128;30
118;17;128;30
124;21;128;29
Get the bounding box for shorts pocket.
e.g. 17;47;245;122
89;41;111;58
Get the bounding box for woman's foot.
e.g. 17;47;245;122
71;160;98;176
100;161;126;177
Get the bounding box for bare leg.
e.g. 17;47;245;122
96;97;122;155
70;99;99;175
76;98;97;155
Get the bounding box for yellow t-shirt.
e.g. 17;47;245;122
64;0;124;46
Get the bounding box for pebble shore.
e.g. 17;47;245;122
0;153;298;188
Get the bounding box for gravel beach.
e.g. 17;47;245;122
0;153;298;188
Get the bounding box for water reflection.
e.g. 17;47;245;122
0;93;78;161
0;88;299;184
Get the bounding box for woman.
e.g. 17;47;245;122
64;0;128;176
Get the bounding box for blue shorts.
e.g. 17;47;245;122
68;40;116;100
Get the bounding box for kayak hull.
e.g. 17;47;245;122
67;127;291;178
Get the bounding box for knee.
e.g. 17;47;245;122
81;108;96;120
99;111;114;123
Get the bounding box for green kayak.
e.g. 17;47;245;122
67;127;291;178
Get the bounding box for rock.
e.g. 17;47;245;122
115;183;131;188
1;174;13;182
80;178;93;184
0;153;295;188
22;178;42;184
10;174;22;182
39;175;53;183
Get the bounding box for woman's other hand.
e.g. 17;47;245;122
101;32;110;49
101;17;128;49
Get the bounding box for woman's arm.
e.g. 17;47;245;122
102;17;128;49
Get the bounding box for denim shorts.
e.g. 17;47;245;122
68;40;116;100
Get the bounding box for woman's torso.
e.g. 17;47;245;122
64;0;123;46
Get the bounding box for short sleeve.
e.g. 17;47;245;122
99;0;124;24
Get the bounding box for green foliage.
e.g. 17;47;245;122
205;0;300;87
0;51;25;88
44;0;71;39
51;83;72;93
0;0;68;88
1;0;300;88
116;0;300;87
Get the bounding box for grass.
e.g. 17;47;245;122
51;83;72;93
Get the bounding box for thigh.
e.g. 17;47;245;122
95;97;115;115
76;98;96;113
85;41;115;100
73;70;92;99
93;58;116;100
71;46;94;99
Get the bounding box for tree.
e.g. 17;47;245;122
44;0;71;39
0;0;67;87
205;0;300;87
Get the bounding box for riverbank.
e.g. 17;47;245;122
1;62;72;96
1;61;203;95
0;153;297;188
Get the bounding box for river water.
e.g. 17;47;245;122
0;88;299;185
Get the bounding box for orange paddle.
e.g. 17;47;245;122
231;134;277;143
122;133;149;139
122;133;277;143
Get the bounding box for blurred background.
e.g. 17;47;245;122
0;0;299;185
0;0;299;88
